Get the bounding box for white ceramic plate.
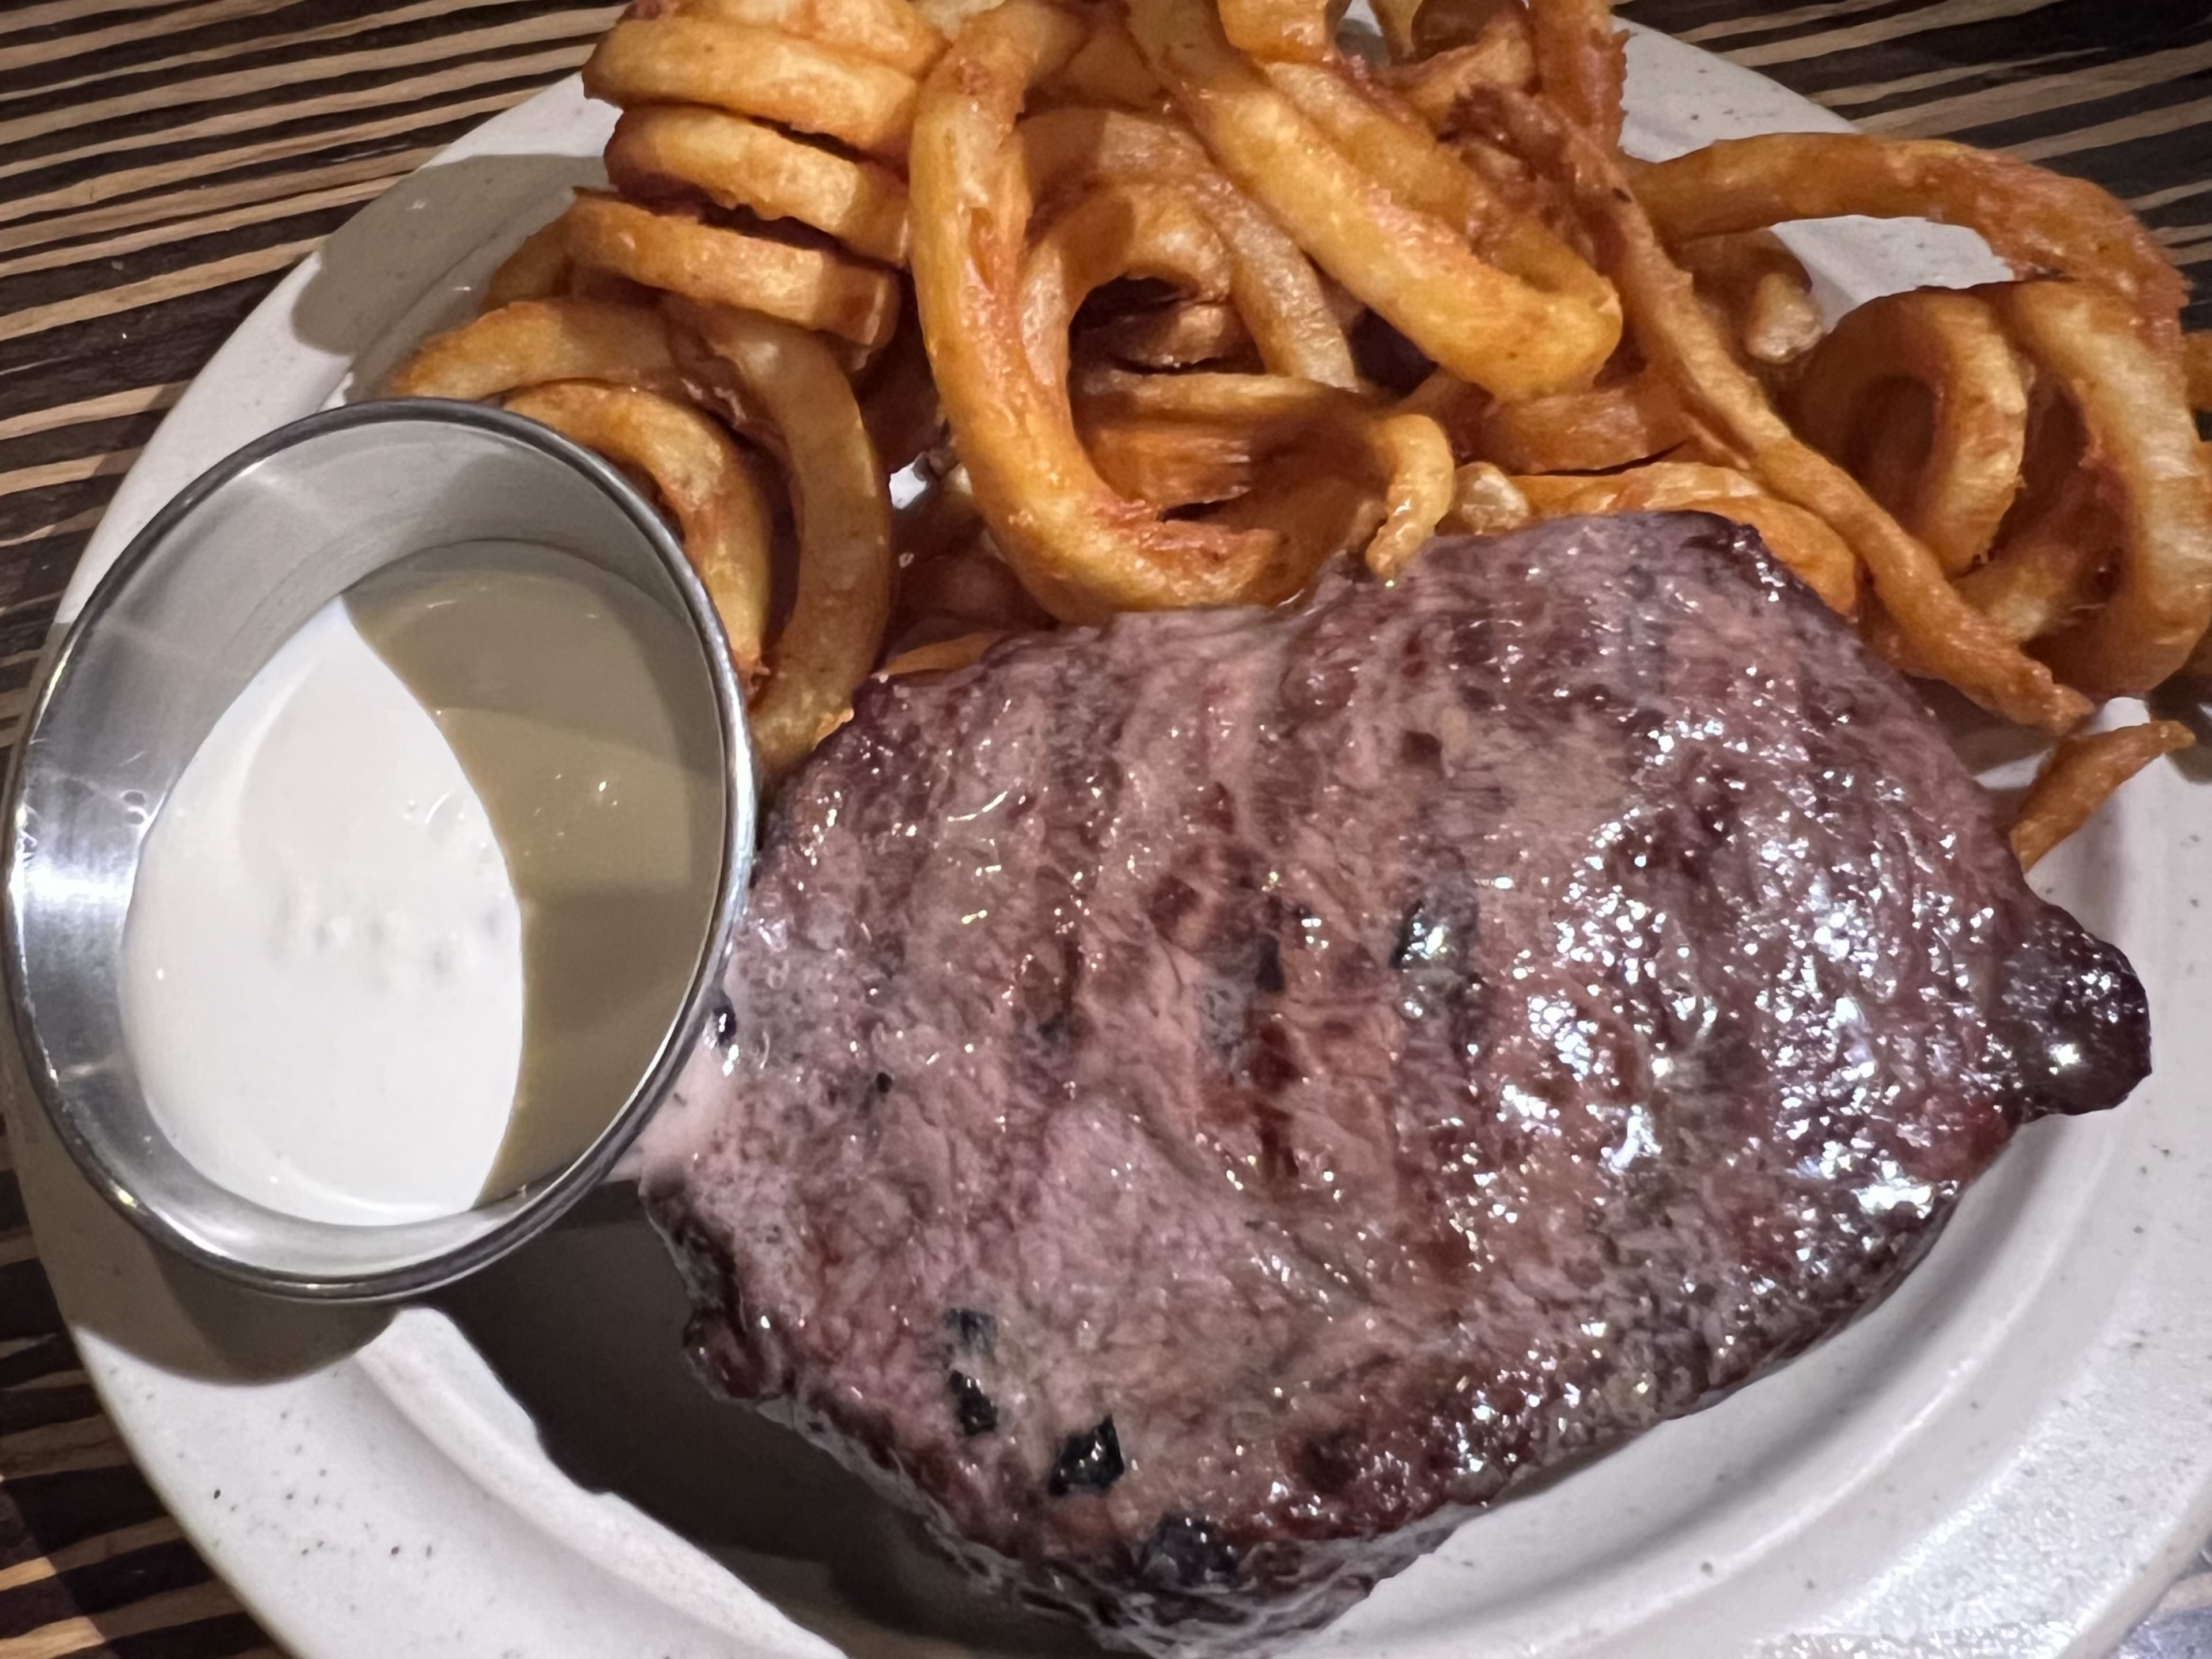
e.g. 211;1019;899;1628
8;27;2212;1659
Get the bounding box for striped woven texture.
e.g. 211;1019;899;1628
1;2;2210;1655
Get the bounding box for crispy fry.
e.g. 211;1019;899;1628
1509;460;1856;611
1073;368;1361;507
1081;300;1255;369
1480;88;2086;733
1020;183;1236;386
1380;0;1523;63
565;192;899;349
1075;366;1358;426
504;381;777;679
2187;332;2212;412
1791;287;2028;577
2010;721;2192;870
1993;279;2212;695
1634;134;2190;354
482;217;573;310
651;0;945;77
671;301;896;779
892;524;1054;641
1260;56;1620;339
1128;0;1619;400
1218;0;1331;62
1525;0;1624;147
1957;512;2106;646
1383;20;1537;127
1363;412;1457;577
1405;365;1686;472
1673;230;1822;367
605;107;911;267
909;0;1275;619
1048;17;1168;108
582;18;919;159
387;298;680;400
1214;438;1388;601
1441;459;1532;535
1020;107;1358;387
879;631;1005;676
1080;414;1268;506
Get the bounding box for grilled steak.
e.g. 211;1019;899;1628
638;514;2149;1656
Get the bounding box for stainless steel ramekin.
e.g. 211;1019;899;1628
1;401;755;1301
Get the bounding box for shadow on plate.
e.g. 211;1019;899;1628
435;1187;1112;1659
1;1077;393;1384
288;148;606;389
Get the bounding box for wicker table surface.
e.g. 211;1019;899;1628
0;1;2207;1654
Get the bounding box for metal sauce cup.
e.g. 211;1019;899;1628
1;402;755;1301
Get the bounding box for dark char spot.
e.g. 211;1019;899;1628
1048;1416;1124;1495
944;1308;997;1355
949;1372;998;1437
707;994;737;1050
874;1071;895;1095
1139;1514;1241;1589
1399;729;1444;770
1253;934;1285;995
1293;1426;1366;1495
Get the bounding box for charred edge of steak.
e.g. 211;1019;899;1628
948;1372;999;1437
1048;1417;1124;1496
1993;906;2152;1120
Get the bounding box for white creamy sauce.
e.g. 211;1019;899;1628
121;602;525;1225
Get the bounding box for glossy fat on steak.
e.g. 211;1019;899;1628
639;514;2149;1657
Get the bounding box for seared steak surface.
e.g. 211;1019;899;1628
639;514;2148;1656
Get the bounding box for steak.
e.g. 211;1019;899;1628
638;514;2149;1656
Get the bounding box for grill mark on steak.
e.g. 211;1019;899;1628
640;514;2150;1657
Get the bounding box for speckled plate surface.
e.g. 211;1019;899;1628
6;26;2212;1659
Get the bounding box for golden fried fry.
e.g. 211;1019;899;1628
1525;0;1624;147
1128;0;1619;400
1020;108;1358;387
505;381;776;679
2011;721;2192;870
878;631;1005;676
1791;287;2028;577
1482;88;2086;733
605;107;911;266
672;301;896;779
1994;279;2212;695
1218;0;1332;62
910;3;1293;619
1363;412;1456;577
1441;460;1532;535
387;298;680;400
1635;134;2190;355
1407;365;1687;472
1383;22;1537;126
2186;332;2212;412
565;192;899;349
1673;230;1822;367
652;0;944;76
583;18;919;159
